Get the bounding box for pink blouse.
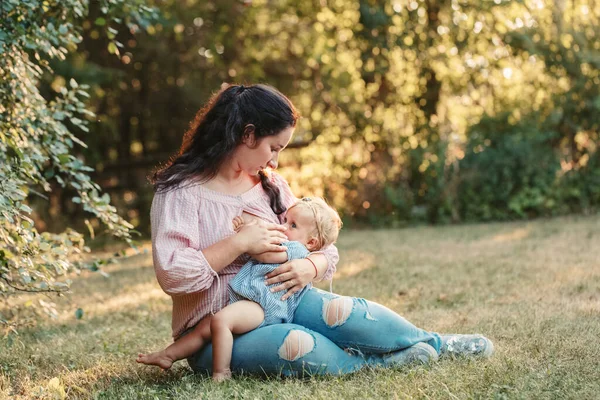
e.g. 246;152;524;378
150;172;338;338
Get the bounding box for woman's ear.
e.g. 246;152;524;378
242;124;257;147
306;237;320;252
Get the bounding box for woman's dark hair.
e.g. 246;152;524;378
151;84;299;215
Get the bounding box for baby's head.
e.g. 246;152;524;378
283;197;342;251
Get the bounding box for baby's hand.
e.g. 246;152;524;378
232;216;245;232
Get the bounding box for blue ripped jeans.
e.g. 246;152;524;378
187;288;441;376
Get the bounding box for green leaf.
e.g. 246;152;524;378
95;17;106;26
52;111;65;120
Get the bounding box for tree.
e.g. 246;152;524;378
0;0;156;324
15;0;599;237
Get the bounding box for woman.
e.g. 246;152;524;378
149;84;493;377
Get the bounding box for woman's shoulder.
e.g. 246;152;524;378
153;180;202;205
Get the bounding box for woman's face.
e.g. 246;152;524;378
238;126;294;175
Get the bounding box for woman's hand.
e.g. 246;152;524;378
265;258;316;300
234;221;288;255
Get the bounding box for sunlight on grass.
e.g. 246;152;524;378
55;282;168;324
491;226;531;242
334;250;376;278
1;215;599;398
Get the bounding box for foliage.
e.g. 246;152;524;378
457;113;561;220
0;0;156;309
457;105;600;221
556;150;600;213
41;0;597;231
2;1;599;282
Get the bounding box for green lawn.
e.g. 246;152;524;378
2;215;599;399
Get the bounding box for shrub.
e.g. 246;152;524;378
457;113;561;221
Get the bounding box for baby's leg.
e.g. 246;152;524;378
137;315;212;370
210;300;264;381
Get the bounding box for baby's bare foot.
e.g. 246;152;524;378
212;369;232;382
136;351;174;370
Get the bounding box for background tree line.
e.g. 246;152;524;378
7;0;600;239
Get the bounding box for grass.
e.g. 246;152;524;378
1;215;599;399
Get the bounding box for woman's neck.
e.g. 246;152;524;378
215;166;245;184
202;161;259;195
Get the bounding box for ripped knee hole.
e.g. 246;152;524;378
278;330;315;361
323;296;353;327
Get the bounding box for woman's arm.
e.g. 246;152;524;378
308;244;338;281
152;188;287;296
205;223;290;271
263;254;327;300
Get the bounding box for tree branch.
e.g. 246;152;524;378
0;276;69;294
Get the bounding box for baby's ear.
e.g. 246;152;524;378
306;237;319;252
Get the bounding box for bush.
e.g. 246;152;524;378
457;113;561;221
0;0;156;327
557;152;600;214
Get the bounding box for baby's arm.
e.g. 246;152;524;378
252;240;310;264
234;216;288;263
251;250;289;264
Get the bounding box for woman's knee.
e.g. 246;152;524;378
277;329;316;361
322;296;354;327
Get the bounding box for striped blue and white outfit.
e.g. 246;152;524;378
228;241;310;328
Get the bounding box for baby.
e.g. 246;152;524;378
137;197;342;381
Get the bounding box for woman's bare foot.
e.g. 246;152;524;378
136;350;174;370
212;369;232;382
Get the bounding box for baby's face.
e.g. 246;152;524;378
282;206;316;247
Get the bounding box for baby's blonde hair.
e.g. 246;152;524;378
288;197;342;249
